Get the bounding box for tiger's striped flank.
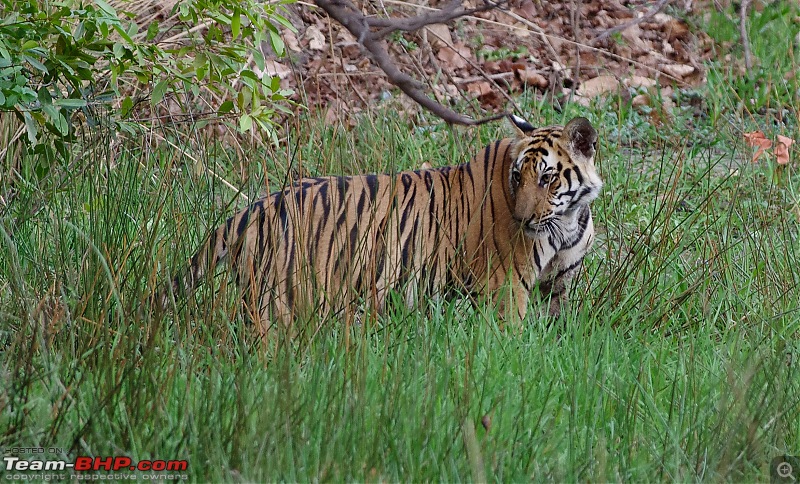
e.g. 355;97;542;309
152;115;602;332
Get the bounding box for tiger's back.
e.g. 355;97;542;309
156;115;602;331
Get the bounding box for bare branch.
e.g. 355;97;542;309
591;0;671;44
387;2;687;85
740;0;753;71
498;8;564;71
369;0;504;39
314;0;506;126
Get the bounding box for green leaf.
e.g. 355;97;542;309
42;103;58;121
0;65;19;78
113;42;125;58
253;49;265;71
93;0;117;17
33;146;53;179
24;55;48;74
112;24;133;44
37;87;53;105
239;70;260;82
231;10;241;39
54;139;69;160
54;98;87;108
1;13;18;26
23;111;38;144
269;30;285;57
75;66;94;81
120;95;133;117
151;79;168;104
50;110;69;135
218;100;234;114
146;21;159;41
116;120;138;135
16;86;37;103
239;113;252;132
270;13;296;32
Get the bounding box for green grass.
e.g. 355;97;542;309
2;6;800;481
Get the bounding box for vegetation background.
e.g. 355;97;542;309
1;0;799;481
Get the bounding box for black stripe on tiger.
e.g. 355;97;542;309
148;115;602;328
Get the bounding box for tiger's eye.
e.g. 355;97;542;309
511;171;521;184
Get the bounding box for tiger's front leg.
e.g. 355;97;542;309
537;259;582;318
488;272;531;331
538;210;595;318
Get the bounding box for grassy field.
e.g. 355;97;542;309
2;6;800;482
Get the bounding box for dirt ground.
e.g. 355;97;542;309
118;0;720;125
266;0;716;124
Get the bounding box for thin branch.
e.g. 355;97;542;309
314;0;505;125
453;71;515;84
497;8;564;68
370;0;503;39
383;0;686;84
591;0;671;44
157;135;250;203
740;0;752;71
424;26;520;111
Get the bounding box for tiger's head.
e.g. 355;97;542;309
506;115;603;239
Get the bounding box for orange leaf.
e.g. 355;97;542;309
743;131;772;162
466;81;492;97
775;135;795;165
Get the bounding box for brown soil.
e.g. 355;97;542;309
270;0;715;124
114;0;719;125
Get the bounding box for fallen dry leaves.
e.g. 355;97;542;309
512;65;548;89
108;0;718;127
577;75;621;98
282;0;714;122
744;131;796;164
775;135;795;165
305;25;326;51
436;42;473;70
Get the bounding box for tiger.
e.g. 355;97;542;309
152;115;602;333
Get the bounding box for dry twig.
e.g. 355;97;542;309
739;0;752;71
314;0;508;125
591;0;671;44
493;8;687;85
498;8;564;68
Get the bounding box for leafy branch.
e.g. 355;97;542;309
0;0;296;169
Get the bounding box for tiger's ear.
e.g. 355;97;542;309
564;117;597;159
509;114;536;136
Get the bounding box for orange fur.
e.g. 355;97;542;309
156;116;602;332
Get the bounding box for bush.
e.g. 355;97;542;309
0;0;294;168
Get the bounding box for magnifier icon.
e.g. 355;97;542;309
778;461;796;481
